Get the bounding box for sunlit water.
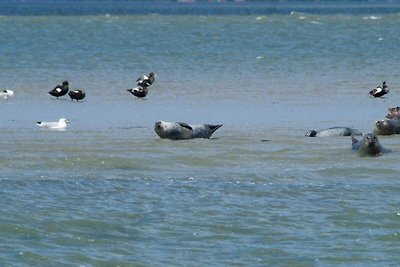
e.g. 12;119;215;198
1;2;400;266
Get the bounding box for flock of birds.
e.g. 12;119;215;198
1;77;397;148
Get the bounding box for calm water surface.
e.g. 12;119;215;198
1;2;400;266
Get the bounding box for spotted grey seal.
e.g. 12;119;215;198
374;119;400;135
386;106;400;119
351;133;384;156
154;121;222;140
305;127;362;137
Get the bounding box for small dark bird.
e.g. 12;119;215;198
49;80;69;98
369;81;389;97
68;90;86;101
136;72;156;87
127;86;148;98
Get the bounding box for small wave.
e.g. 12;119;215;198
363;15;382;20
309;20;322;25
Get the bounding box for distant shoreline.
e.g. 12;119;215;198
1;1;400;16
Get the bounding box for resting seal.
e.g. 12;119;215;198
305;127;362;137
374;119;400;135
386;106;400;119
154;121;222;140
352;133;384;156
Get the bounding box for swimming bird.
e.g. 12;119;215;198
0;89;14;99
136;72;156;87
68;90;86;101
127;86;149;98
369;81;389;97
36;118;70;130
49;80;69;98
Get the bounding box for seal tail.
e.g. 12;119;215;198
208;124;222;131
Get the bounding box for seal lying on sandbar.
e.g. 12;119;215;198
374;119;400;135
305;127;362;137
386;106;400;119
352;133;384;156
154;121;222;140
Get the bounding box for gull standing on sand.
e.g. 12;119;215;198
36;118;70;130
0;89;14;99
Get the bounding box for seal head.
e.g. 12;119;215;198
352;133;383;156
374;119;400;136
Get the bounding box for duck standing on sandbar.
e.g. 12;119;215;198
49;80;69;98
369;81;389;98
68;90;86;101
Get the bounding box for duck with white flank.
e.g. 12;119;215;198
136;72;156;87
36;118;70;130
127;86;148;98
369;81;389;97
68;90;86;101
49;80;69;98
0;89;14;99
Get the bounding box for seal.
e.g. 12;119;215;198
352;133;384;156
374;119;400;135
49;80;69;98
154;121;222;140
369;81;388;97
305;127;362;137
386;106;400;119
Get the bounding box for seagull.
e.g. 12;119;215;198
36;118;70;130
49;80;69;98
0;89;14;99
369;81;389;97
136;72;156;87
127;86;148;98
68;90;86;101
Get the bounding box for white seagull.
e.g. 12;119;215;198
36;118;70;130
0;89;14;99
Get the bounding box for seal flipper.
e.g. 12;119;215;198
351;136;358;146
207;124;223;134
178;122;193;131
305;130;317;137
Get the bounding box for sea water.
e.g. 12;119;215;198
1;1;400;266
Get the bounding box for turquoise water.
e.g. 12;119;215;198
1;2;400;266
